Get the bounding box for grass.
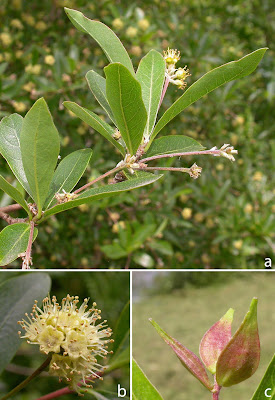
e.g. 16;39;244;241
133;272;275;400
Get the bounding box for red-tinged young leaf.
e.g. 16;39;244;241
216;298;260;387
199;308;234;374
149;319;213;392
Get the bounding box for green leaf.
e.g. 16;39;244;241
101;243;128;260
199;308;234;374
105;63;147;155
20;98;60;215
112;301;130;356
64;8;134;74
132;359;164;400
0;174;30;215
145;135;204;157
63;101;125;155
0;113;31;195
136;50;166;139
42;173;162;219
250;354;275;400
151;48;267;142
86;70;115;123
44;148;93;209
0;273;51;374
0;223;38;266
150;319;214;392
216;298;260;387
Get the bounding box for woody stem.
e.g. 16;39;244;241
142;149;221;163
74;166;123;194
0;355;51;400
136;166;190;173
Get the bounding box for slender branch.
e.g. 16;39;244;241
136;166;190;173
35;370;104;400
0;204;22;213
158;76;170;110
35;387;73;400
0;356;51;400
22;221;35;270
141;149;221;163
0;211;27;225
74;166;123;194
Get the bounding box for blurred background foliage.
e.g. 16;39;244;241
0;0;274;269
0;271;130;399
133;271;275;400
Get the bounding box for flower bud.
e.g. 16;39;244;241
200;308;234;374
216;298;260;387
149;318;213;392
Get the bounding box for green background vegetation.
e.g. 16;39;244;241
0;271;130;399
0;0;274;268
132;271;275;400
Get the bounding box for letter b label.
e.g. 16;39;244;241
118;384;127;397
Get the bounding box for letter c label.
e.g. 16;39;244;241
265;388;272;397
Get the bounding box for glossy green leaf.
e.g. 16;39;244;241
20;98;60;215
0;174;30;215
42;173;161;219
105;63;147;155
63;101;125;155
44;148;93;209
136;50;166;139
251;354;275;400
0;273;51;374
0;113;31;195
151;48;267;142
86;70;115;123
0;223;38;266
132;359;164;400
112;301;130;356
150;319;213;391
145;135;204;158
216;298;260;387
199;308;234;374
64;8;134;74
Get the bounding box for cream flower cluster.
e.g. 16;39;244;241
18;295;113;393
163;48;191;90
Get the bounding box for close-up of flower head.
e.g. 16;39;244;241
18;294;113;393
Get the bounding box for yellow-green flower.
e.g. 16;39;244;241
18;295;113;392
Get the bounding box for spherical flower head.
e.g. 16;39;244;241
112;18;124;30
163;48;181;65
18;295;113;393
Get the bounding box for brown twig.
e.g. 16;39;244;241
141;149;221;163
74;166;123;194
0;204;22;213
0;211;26;225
